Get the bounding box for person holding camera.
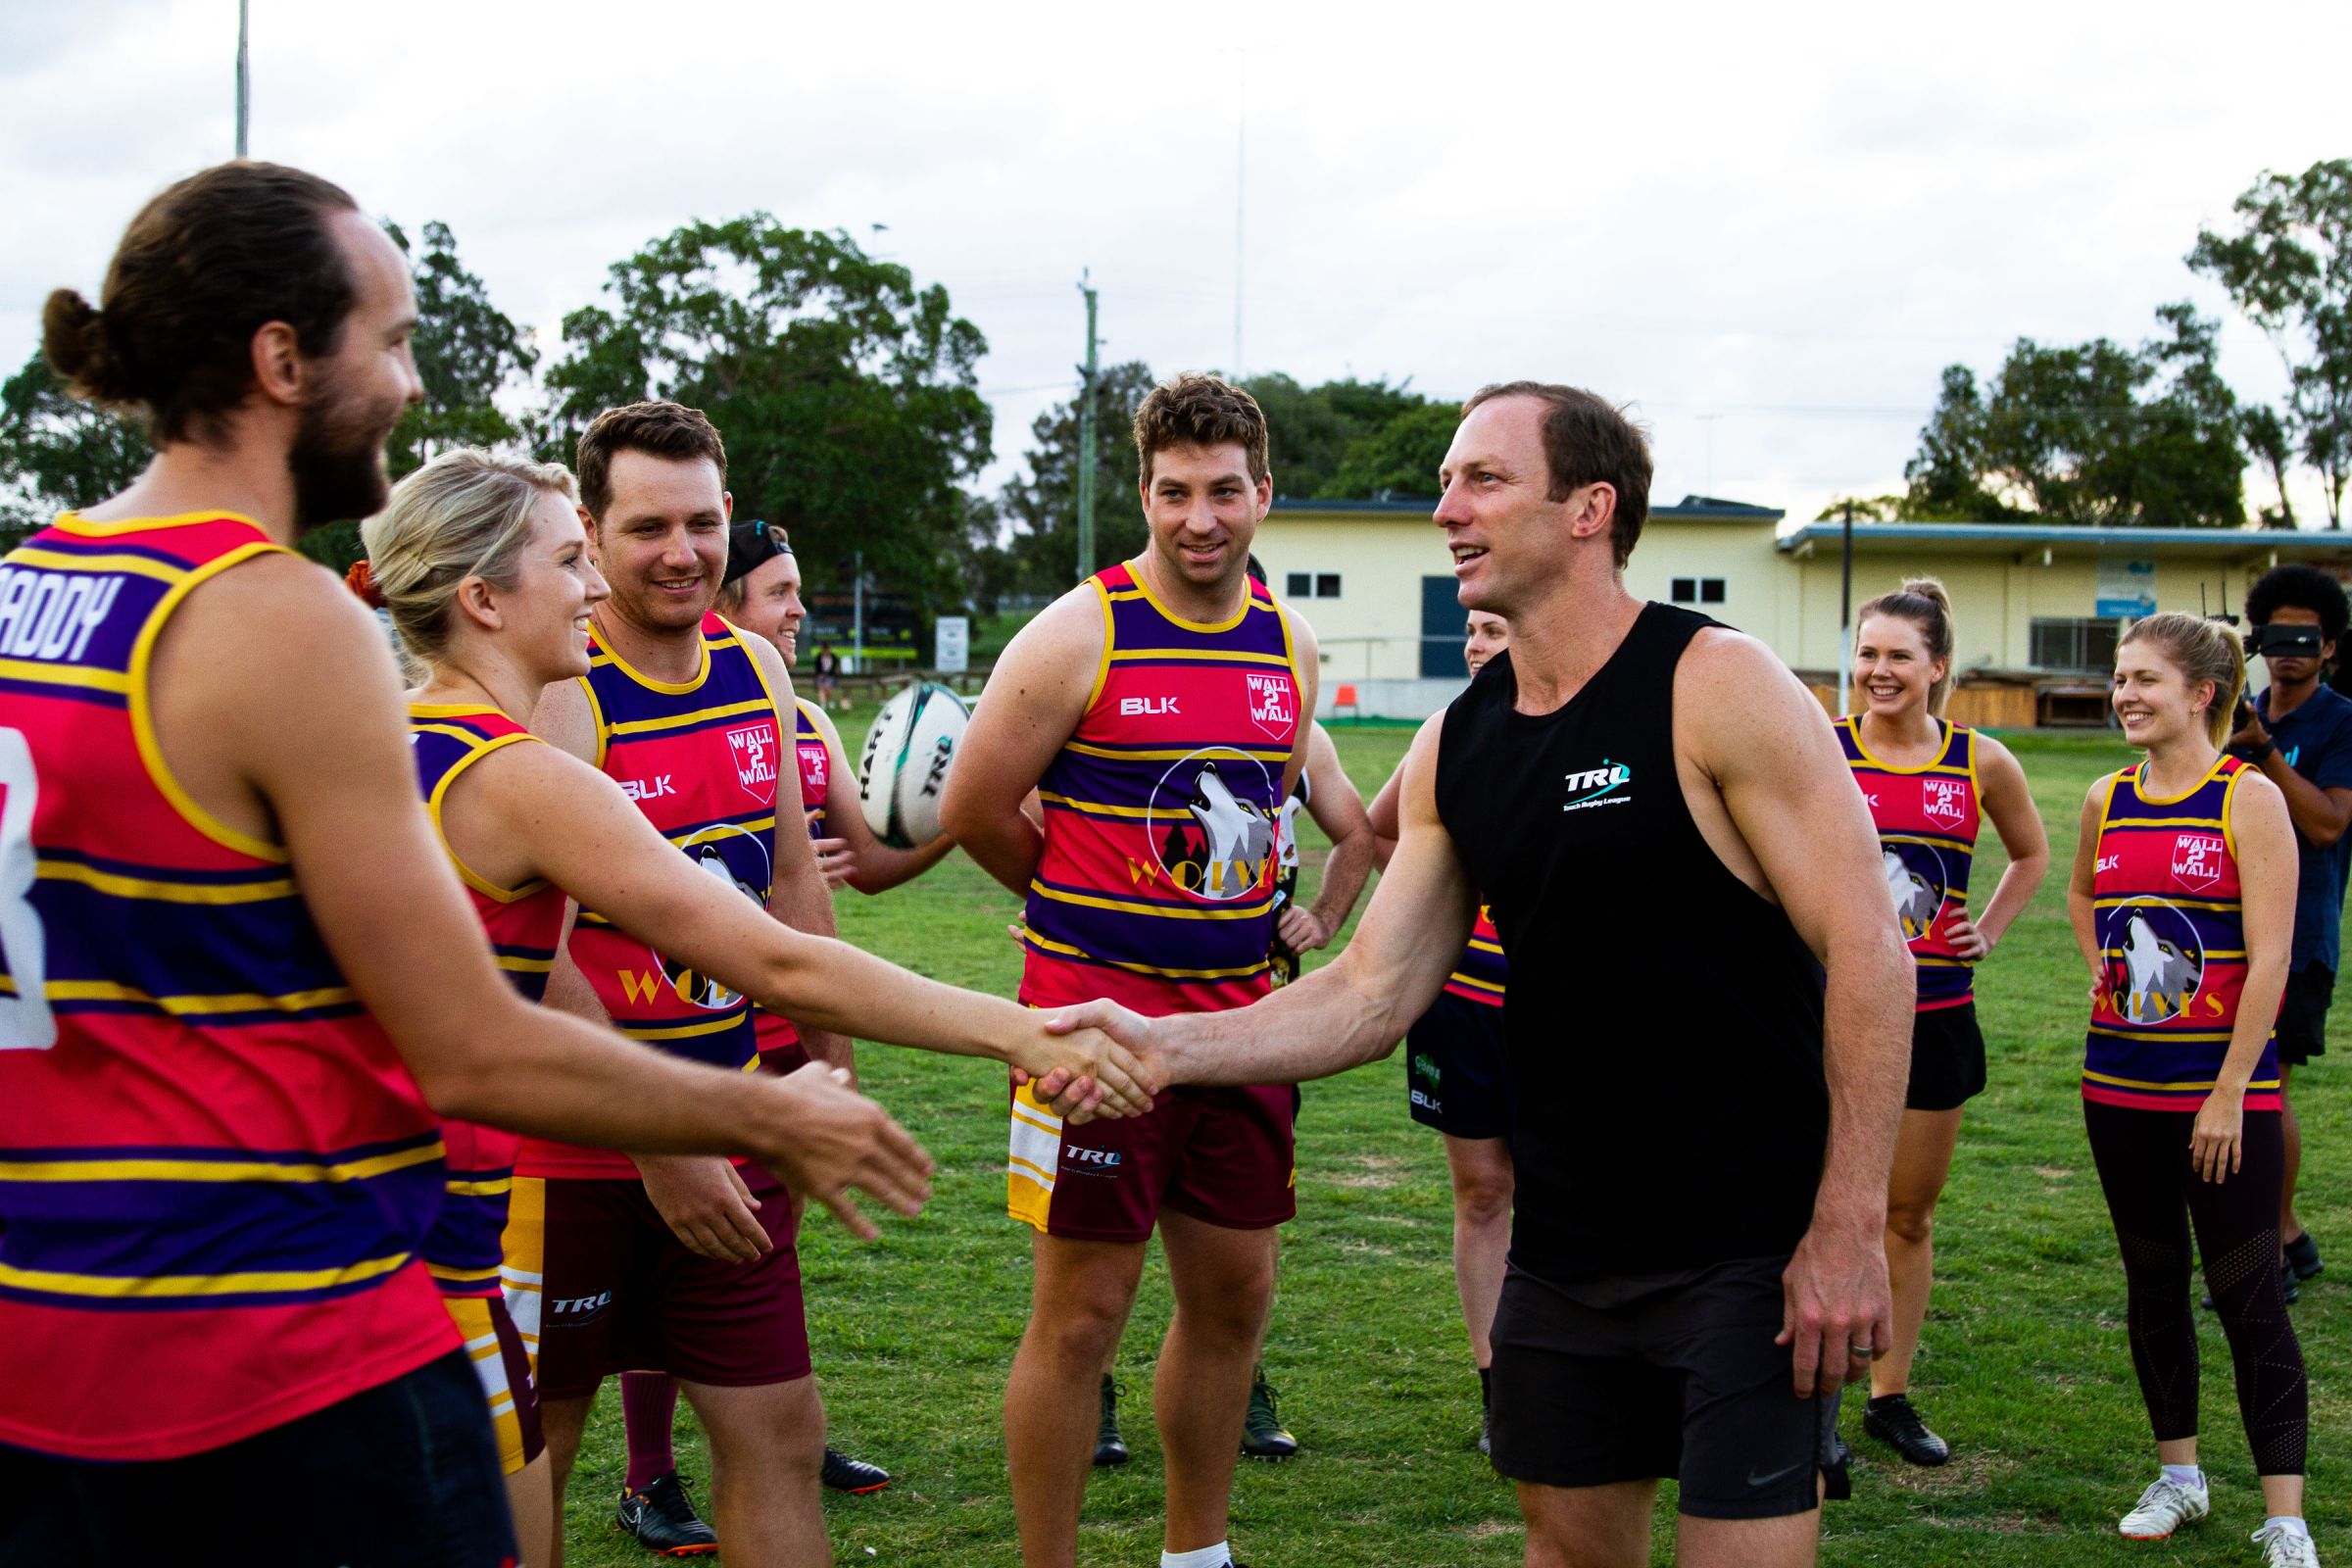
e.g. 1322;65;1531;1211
2230;564;2352;1299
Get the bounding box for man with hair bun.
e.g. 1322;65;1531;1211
0;162;933;1567
2230;564;2352;1298
943;371;1317;1568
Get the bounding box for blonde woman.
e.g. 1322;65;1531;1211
355;450;1149;1566
2067;612;2310;1565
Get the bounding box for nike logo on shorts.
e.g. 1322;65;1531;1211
1745;1460;1805;1489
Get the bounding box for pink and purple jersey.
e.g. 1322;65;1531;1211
1021;563;1301;1016
756;697;833;1066
1443;906;1507;1008
410;704;568;1298
1838;716;1981;1011
2082;755;2279;1111
0;513;454;1461
523;613;783;1178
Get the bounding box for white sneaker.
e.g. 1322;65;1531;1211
2119;1476;2210;1539
2253;1523;2320;1568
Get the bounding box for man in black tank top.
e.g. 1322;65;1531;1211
1048;382;1914;1567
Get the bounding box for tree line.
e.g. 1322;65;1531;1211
3;159;2345;620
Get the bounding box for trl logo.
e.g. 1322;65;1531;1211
620;775;675;802
2171;833;2226;893
1120;696;1180;716
1064;1148;1122;1168
1562;760;1633;812
549;1291;613;1319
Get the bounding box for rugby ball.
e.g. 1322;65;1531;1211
858;682;971;849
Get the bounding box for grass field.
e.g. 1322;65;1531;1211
556;726;2352;1567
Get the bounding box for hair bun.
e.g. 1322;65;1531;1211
343;559;386;610
41;289;123;398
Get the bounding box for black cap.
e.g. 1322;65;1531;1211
722;518;792;586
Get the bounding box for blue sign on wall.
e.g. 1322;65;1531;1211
2095;558;2157;619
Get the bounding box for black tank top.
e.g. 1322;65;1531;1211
1435;603;1827;1281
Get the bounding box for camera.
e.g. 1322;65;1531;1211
2249;623;2326;660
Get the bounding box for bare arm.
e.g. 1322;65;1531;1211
1680;632;1911;1396
1949;734;2050;958
2232;707;2352;847
745;638;853;1077
939;587;1102;895
1050;714;1477;1086
2066;782;2107;983
168;559;930;1232
804;702;955;894
1365;758;1404;871
1281;722;1375;954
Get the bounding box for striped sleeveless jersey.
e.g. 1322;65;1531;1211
524;613;784;1177
755;697;834;1065
1443;906;1508;1008
1837;716;1980;1010
410;704;567;1297
0;513;453;1460
2082;756;2279;1111
1022;563;1301;1015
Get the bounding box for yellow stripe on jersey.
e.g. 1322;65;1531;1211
1027;880;1277;920
0;659;131;694
0;1250;414;1299
1022;927;1271;980
0;1141;445;1185
33;858;297;904
604;697;776;738
39;979;358;1016
1105;648;1295;668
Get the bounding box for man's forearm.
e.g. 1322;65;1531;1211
952;810;1045;897
1158;949;1417;1087
1810;926;1913;1228
1309;830;1375;935
2261;754;2347;846
752;937;1034;1064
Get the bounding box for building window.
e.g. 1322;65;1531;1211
1315;572;1342;599
1286;571;1310;599
2030;617;2121;673
1284;572;1343;600
1671;577;1725;605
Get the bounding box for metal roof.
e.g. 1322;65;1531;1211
1775;520;2352;557
1270;493;1786;521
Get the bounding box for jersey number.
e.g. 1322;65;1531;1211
0;727;55;1050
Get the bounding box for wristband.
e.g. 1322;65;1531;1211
2248;738;2277;763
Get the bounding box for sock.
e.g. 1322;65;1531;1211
1161;1543;1232;1568
1477;1365;1492;1411
2161;1463;2205;1494
2266;1516;2311;1539
620;1372;681;1492
1866;1393;1904;1411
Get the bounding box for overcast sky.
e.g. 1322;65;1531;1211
5;0;2346;528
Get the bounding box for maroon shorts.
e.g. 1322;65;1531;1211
1008;1082;1296;1243
505;1168;808;1400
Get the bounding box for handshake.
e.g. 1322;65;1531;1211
1004;1003;1169;1123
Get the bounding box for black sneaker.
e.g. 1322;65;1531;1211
821;1446;891;1494
2286;1232;2325;1282
1093;1373;1129;1468
1863;1394;1950;1467
615;1470;718;1557
1240;1365;1298;1460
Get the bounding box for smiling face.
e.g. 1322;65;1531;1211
497;493;610;686
2112;639;2212;750
1435;395;1606;616
1464;611;1510;675
589;450;730;635
1853;612;1942;719
1140;440;1269;595
730;548;807;666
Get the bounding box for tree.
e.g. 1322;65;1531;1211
300;219;539;572
538;217;991;612
1241;373;1428;498
1816;495;1905;522
0;354;151;550
988;360;1156;602
1896;305;2245;527
1320;402;1460;499
2190;159;2352;528
2244;404;2299;527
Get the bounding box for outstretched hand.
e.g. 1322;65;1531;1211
752;1063;934;1240
1005;1019;1160;1123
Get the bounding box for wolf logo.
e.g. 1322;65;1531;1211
1187;761;1274;900
1883;849;1941;939
661;845;764;1009
2115;909;2202;1024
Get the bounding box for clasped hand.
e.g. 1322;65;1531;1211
1007;1017;1161;1123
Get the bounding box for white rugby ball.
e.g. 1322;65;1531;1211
858;682;971;849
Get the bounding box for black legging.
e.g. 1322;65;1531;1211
2083;1100;2307;1475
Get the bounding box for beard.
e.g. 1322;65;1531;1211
288;374;399;536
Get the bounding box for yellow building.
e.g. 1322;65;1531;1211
1253;496;2352;721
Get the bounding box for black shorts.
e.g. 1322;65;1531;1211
1488;1255;1839;1520
0;1348;514;1568
1906;1002;1987;1112
1405;990;1512;1140
2278;965;2335;1067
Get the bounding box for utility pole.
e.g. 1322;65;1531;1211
1837;499;1856;714
852;548;865;675
234;0;251;158
1232;51;1246;377
1075;271;1100;584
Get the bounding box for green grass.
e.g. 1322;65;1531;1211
558;728;2352;1565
